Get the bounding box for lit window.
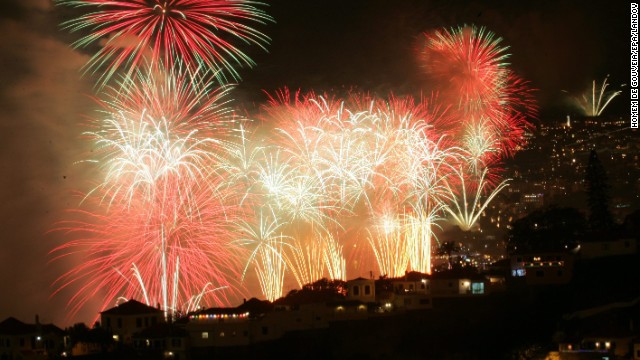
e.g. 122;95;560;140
471;282;484;294
201;332;208;339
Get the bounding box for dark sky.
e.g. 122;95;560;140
0;0;630;326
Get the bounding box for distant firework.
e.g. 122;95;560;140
56;0;272;86
574;75;622;117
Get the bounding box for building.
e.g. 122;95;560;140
346;277;376;303
556;296;640;359
430;270;488;297
0;316;65;360
185;308;253;348
579;238;638;260
510;253;574;285
100;299;164;344
132;323;189;360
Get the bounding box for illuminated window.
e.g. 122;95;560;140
471;283;484;294
201;332;208;339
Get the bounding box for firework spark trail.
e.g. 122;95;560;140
55;0;273;86
461;117;500;175
254;239;287;302
442;165;510;231
322;233;346;281
367;214;410;278
284;234;326;289
575;75;622;117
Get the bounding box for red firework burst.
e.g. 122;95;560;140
52;182;244;319
57;0;272;85
418;25;537;158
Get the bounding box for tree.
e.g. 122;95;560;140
507;206;586;253
585;149;614;231
437;241;461;269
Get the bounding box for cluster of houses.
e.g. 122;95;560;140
0;269;505;359
1;237;637;359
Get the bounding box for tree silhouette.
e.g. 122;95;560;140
585;150;613;231
437;241;461;269
507;206;586;253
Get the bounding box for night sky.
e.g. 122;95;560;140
0;0;630;326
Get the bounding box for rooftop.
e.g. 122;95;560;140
100;299;163;316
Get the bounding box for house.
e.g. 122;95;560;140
556;296;640;359
132;322;189;360
579;238;637;260
186;307;254;348
384;272;433;310
327;300;369;320
430;270;487;297
100;299;164;344
346;277;376;302
0;315;65;360
510;252;574;285
66;323;113;357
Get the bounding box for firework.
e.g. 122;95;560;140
54;67;242;318
52;186;241;318
254;239;287;302
322;233;346;281
234;207;291;301
284;234;325;288
367;213;410;278
442;166;510;231
56;0;272;86
575;75;622;117
419;25;510;115
405;207;441;274
418;25;536;158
